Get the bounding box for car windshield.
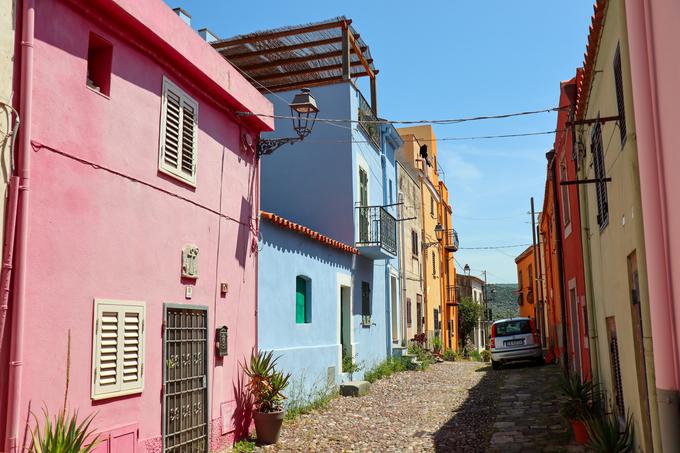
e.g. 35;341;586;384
495;320;531;337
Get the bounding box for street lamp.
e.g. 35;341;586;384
464;264;470;276
434;223;444;242
423;223;444;249
257;88;319;157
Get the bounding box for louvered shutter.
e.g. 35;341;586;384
120;305;145;392
92;300;146;400
159;78;198;185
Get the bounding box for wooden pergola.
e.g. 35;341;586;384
212;17;379;114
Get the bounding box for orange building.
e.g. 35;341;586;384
515;245;537;320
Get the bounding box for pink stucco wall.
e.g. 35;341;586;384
1;0;271;450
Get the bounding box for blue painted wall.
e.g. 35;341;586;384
260;81;403;383
258;220;352;401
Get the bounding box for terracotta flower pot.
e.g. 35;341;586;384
571;419;589;445
253;410;285;445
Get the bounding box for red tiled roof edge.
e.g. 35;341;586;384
260;211;360;255
576;0;607;120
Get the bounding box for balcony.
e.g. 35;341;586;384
358;91;381;150
356;205;397;259
445;229;459;252
446;285;458;307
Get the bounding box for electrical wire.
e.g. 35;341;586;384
239;106;567;125
300;129;560;145
457;243;532;250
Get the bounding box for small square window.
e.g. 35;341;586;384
86;33;112;96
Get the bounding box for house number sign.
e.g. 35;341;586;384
216;326;228;357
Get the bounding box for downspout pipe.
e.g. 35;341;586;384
5;0;34;451
548;150;569;373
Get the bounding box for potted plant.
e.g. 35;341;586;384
242;350;291;445
585;413;634;452
558;374;598;445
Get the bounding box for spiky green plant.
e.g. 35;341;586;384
30;407;99;453
558;373;598;420
585;413;634;453
241;350;291;413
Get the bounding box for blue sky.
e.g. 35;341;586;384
167;0;595;283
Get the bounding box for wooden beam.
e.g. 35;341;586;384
212;19;350;49
256;59;372;82
348;31;374;78
225;37;343;61
239;46;367;72
559;177;612;186
566;115;620;127
370;76;377;116
341;26;351;81
263;70;378;93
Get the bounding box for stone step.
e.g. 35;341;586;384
339;381;371;397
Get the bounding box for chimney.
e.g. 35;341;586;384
198;28;219;43
172;7;191;27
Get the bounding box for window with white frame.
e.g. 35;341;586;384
91;299;146;400
159;77;198;185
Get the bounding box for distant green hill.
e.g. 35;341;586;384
487;283;518;321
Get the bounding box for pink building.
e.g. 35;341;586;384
0;0;273;452
625;1;680;450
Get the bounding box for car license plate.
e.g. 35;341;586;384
506;339;523;346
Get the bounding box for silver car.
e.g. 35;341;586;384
490;317;543;369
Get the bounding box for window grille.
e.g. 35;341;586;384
610;335;625;418
613;43;627;146
591;119;609;227
163;305;208;452
361;282;371;326
406;298;412;327
159;77;198;185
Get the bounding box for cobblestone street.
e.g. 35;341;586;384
249;361;584;452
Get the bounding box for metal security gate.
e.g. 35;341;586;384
163;305;209;453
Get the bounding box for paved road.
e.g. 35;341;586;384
245;361;584;452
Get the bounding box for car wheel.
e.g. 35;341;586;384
492;360;500;370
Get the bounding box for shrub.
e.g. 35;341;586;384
241;350;291;413
342;354;362;380
480;349;491;362
432;336;443;354
30;407;100;453
558;374;599;421
470;350;482;362
364;357;415;383
585;413;634;453
285;386;337;421
233;439;255;453
442;349;457;361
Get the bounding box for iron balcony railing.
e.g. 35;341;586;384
445;229;459;252
357;91;381;150
357;205;397;255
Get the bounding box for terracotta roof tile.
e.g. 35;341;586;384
260;211;359;255
576;0;607;120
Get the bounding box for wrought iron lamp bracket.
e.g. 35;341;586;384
257;136;304;157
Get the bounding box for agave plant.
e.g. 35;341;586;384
558;373;599;420
585;413;634;453
242;350;291;413
30;407;99;453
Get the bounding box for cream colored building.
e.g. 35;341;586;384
576;1;660;450
397;125;446;346
396;160;423;343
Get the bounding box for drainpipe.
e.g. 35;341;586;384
0;178;19;344
548;150;569;373
5;0;34;450
398;191;408;345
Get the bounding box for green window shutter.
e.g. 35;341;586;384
296;277;307;324
361;282;371;325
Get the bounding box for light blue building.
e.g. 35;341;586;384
218;18;403;393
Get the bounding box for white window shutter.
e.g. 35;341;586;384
159;77;198;185
120;304;145;392
92;299;146;400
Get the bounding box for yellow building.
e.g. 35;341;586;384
575;1;660;450
397;125;457;351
